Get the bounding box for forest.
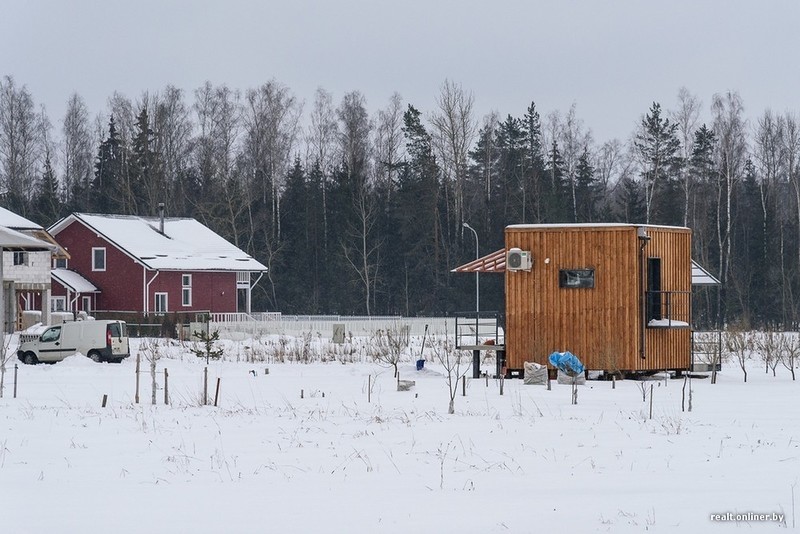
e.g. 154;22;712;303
0;75;796;328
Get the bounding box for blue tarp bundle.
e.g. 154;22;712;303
548;351;585;377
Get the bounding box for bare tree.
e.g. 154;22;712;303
190;82;242;239
432;339;471;414
61;93;95;209
670;87;702;226
373;92;405;201
342;183;381;315
0;76;43;212
242;80;302;247
0;334;14;398
711;92;747;324
305;87;338;249
757;329;784;377
782;332;799;381
429;80;476;239
783;113;800;324
369;325;409;378
337;91;380;314
139;339;162;405
725;327;752;383
151;85;192;214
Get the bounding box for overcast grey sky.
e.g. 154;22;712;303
2;0;799;143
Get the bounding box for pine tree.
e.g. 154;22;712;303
574;146;599;223
543;140;570;222
634;102;681;223
92;116;126;214
392;105;443;314
32;151;61;225
129;105;161;215
522;102;548;222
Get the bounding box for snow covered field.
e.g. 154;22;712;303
1;336;797;533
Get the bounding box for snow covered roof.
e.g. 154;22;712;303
0;226;55;250
52;268;99;293
0;206;43;230
691;260;720;286
50;213;267;272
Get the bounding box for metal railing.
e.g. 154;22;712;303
646;290;691;328
691;330;723;371
454;311;505;348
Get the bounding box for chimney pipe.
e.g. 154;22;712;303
158;203;165;234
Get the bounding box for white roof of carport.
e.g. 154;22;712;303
692;260;720;286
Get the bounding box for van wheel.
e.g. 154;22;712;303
22;352;38;365
88;351;103;363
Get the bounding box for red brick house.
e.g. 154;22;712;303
48;213;268;317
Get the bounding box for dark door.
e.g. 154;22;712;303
647;257;662;321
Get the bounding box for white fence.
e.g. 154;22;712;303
209;314;457;340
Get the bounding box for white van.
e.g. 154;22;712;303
17;320;130;364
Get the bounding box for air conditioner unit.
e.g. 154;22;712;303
507;248;532;271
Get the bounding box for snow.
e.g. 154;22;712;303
1;335;796;532
648;318;690;327
0;225;54;250
0;206;43;230
50;213;267;272
51;268;99;293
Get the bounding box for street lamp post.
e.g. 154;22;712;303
463;222;481;379
462;222;479;329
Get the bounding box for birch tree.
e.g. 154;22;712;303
0;76;43;214
711;92;747;325
430;80;476;247
670;87;702;226
62;93;94;211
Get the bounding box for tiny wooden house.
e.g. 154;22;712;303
455;224;695;374
504;224;691;373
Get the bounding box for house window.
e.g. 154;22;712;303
53;257;67;269
154;292;168;314
51;297;66;312
92;247;106;271
182;274;192;306
13;251;28;266
559;269;595;289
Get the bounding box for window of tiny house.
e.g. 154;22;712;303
559;269;595;288
13;251;28;266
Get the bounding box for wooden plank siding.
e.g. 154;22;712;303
504;225;691;372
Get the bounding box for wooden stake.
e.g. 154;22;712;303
301;388;304;399
135;354;141;404
102;394;108;408
203;367;208;406
214;377;221;407
499;374;504;396
612;375;616;389
164;368;169;405
649;384;654;419
368;375;371;403
13;363;18;398
485;373;488;387
462;375;466;396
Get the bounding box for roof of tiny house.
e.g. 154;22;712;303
505;223;689;230
452;247;720;286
